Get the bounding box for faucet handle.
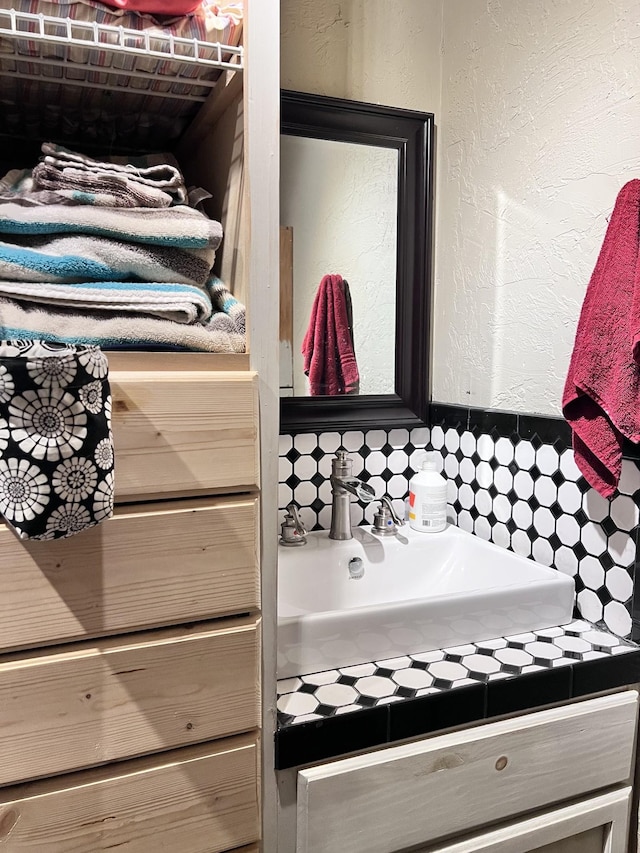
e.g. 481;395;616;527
280;503;307;547
287;502;307;532
371;496;405;537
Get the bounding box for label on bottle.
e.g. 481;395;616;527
408;490;446;528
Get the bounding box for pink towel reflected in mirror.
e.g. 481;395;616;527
301;273;359;396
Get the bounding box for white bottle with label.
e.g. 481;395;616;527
408;452;447;533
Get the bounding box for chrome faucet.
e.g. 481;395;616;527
329;450;376;540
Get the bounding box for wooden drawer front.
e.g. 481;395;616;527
0;618;259;785
111;369;258;499
0;736;258;852
297;691;638;853
0;497;258;652
413;787;632;853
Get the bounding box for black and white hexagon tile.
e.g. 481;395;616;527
278;418;640;638
279;427;429;533
277;620;636;726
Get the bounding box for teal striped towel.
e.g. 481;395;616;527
0;233;214;287
34;142;188;208
0;202;222;249
0;279;212;324
0;279;246;354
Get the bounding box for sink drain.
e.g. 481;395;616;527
348;557;364;579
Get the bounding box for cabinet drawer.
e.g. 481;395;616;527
111;368;258;499
0;736;258;852
0;496;258;652
0;617;259;785
414;787;632;853
297;691;638;853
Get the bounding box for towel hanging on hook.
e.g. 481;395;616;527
563;179;640;497
301;273;359;396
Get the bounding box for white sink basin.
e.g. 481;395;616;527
277;525;575;678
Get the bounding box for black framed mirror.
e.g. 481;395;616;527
279;90;434;434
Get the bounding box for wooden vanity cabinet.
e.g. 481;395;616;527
0;0;281;847
291;690;639;853
0;355;263;852
0;54;278;812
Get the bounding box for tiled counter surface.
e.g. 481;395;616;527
275;620;640;769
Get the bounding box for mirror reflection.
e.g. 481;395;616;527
279;135;398;398
280;90;432;434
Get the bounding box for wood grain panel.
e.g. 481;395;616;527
0;618;259;785
177;68;243;154
110;369;258;499
0;496;258;652
180;91;248;307
0;736;258;852
297;692;638;853
279;225;293;343
106;352;249;372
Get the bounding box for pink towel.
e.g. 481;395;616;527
562;179;640;497
302;274;359;396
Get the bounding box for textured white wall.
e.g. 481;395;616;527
280;135;397;396
434;0;640;415
282;1;639;416
281;0;443;110
280;0;443;398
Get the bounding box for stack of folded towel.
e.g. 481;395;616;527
0;143;245;353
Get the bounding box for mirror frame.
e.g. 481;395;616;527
280;90;434;434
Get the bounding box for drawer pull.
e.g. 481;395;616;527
495;756;508;771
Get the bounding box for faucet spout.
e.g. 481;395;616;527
328;451;376;540
330;475;376;504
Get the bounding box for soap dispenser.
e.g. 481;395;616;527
408;452;447;533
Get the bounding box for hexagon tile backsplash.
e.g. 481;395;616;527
279;405;640;640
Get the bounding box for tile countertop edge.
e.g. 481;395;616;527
274;622;640;770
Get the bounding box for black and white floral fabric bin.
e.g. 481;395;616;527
0;341;114;540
